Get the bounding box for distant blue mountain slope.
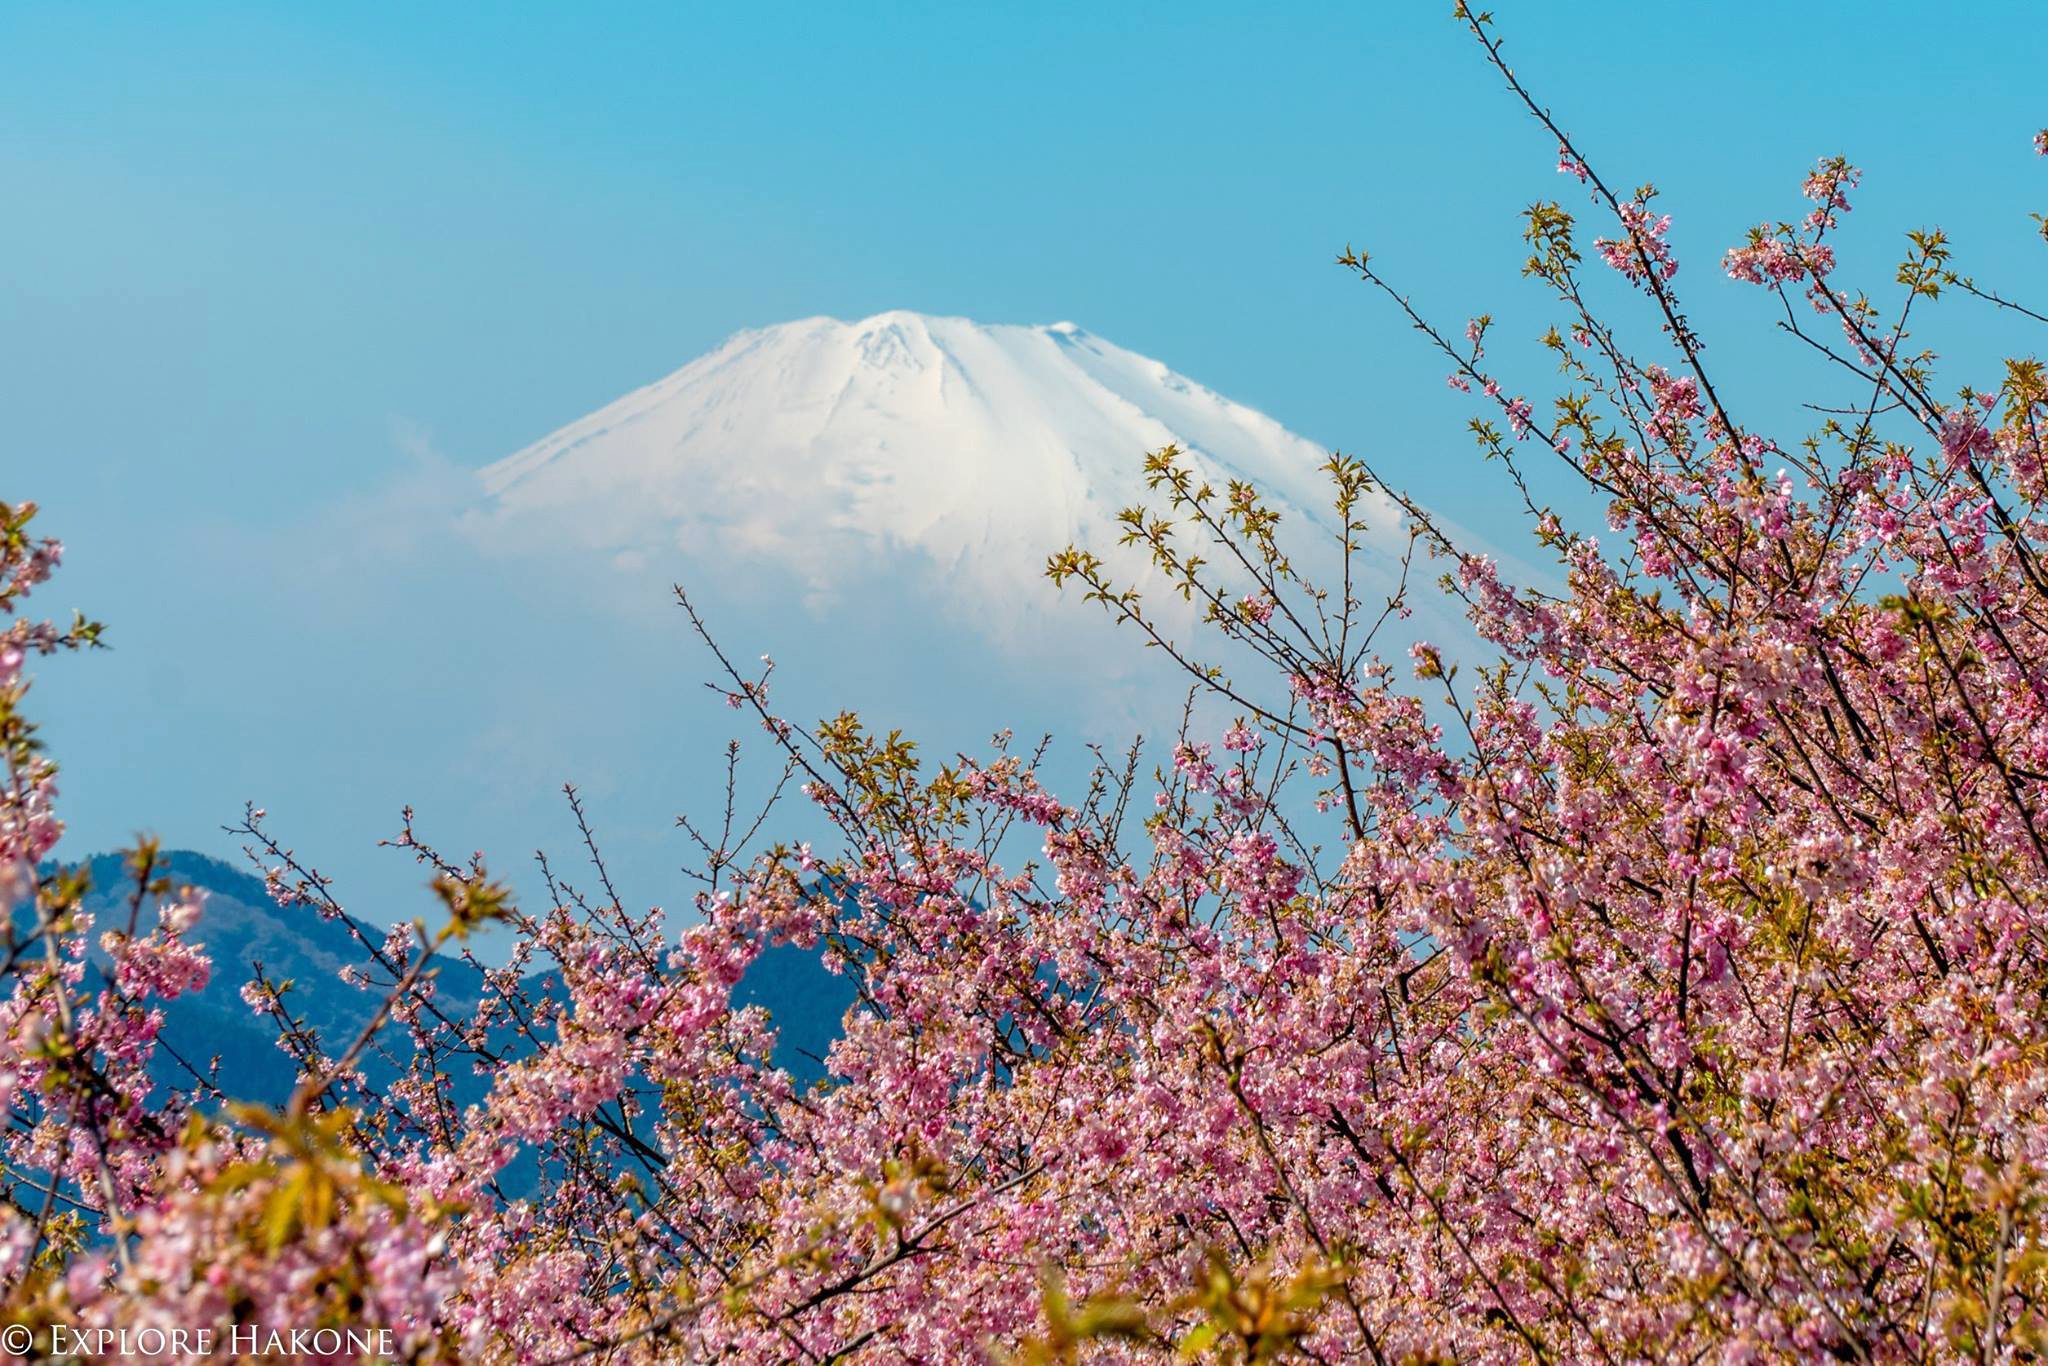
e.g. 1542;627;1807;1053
45;851;854;1107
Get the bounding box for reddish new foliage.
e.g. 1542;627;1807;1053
4;10;2048;1362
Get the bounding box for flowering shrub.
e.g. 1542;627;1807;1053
6;8;2048;1362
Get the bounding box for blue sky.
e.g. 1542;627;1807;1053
7;2;2044;926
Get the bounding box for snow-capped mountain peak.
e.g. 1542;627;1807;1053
477;311;1421;642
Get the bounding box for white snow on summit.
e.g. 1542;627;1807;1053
478;311;1436;645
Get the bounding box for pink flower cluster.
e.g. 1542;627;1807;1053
1594;197;1679;285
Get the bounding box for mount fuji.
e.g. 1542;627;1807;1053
476;311;1454;655
54;314;1500;962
